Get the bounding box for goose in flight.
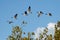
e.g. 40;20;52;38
27;6;32;14
22;21;27;24
7;20;13;24
21;21;27;26
14;14;18;19
11;13;18;19
46;13;52;16
37;11;44;17
23;11;28;16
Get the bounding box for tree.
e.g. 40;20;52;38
54;21;60;40
7;26;23;40
47;34;52;40
7;21;60;40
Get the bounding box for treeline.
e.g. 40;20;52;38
7;21;60;40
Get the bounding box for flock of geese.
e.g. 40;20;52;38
7;6;52;25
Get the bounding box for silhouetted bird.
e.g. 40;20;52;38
27;6;32;14
7;20;13;24
22;21;27;24
37;11;44;17
14;14;18;19
23;11;28;16
21;21;27;26
46;13;52;16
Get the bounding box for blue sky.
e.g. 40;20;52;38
0;0;60;40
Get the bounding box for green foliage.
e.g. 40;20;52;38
57;21;60;27
54;21;60;40
7;21;60;40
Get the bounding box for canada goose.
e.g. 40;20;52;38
14;14;18;19
23;11;28;16
22;21;27;24
46;13;52;16
27;6;32;14
7;20;13;24
37;11;44;17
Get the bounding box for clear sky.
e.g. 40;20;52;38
0;0;60;40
